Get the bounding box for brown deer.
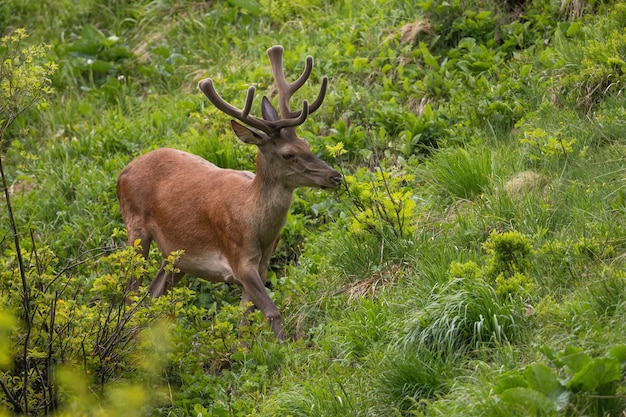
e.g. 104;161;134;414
116;45;342;340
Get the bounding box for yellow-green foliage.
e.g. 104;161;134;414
483;230;534;278
484;230;535;298
544;6;626;111
0;312;15;370
520;127;586;160
449;231;536;299
569;29;626;109
448;260;483;281
0;28;57;136
343;167;417;239
0;242;190;414
494;271;534;298
574;236;616;261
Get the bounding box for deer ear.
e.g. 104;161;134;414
230;120;266;145
261;97;280;121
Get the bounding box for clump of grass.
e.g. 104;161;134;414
378;345;462;414
428;146;493;200
398;278;528;357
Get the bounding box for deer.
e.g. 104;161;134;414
116;45;342;340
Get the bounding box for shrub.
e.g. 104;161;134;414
543;10;626;112
520;126;586;162
483;230;534;279
341;166;418;240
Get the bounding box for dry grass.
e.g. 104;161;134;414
338;263;404;300
504;170;549;198
400;19;432;44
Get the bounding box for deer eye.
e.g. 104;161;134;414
282;153;296;161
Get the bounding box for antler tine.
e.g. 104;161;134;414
198;78;310;133
289;55;314;98
266;45;327;120
198;78;272;134
286;57;327;116
307;76;328;115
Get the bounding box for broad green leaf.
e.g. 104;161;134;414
90;59;114;74
558;346;590;376
607;345;626;364
567;357;621;392
226;0;261;15
539;345;562;367
554;390;571;412
500;387;556;414
566;21;583;37
353;57;369;71
524;363;561;395
419;42;439;69
67;25;105;55
494;373;527;394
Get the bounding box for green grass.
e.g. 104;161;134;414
2;0;626;416
427;145;493;199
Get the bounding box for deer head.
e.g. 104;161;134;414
198;45;342;191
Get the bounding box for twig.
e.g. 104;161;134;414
0;153;31;414
0;377;22;413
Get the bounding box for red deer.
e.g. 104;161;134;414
116;46;342;340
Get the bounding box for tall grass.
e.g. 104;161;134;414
427;146;493;200
398;278;528;357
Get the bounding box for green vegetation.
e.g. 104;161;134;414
1;0;626;415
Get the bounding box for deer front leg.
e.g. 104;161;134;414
238;268;284;340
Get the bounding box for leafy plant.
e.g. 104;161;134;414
341;166;418;240
495;345;626;416
0;241;180;414
59;24;133;87
520;126;586;161
483;229;534;280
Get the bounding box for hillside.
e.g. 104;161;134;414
1;0;625;416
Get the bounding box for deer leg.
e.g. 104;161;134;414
126;231;152;293
238;269;284;340
148;262;184;298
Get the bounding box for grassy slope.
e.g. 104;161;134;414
1;0;626;416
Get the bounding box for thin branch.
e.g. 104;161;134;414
0;376;23;413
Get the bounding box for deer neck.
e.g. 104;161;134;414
248;153;295;243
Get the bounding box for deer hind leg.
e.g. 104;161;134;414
148;261;184;298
